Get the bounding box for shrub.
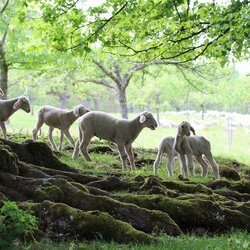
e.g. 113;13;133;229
0;201;38;248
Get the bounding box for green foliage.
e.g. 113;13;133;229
24;0;250;63
0;201;38;248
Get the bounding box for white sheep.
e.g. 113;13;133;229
173;121;220;179
72;111;158;170
32;105;89;151
0;94;31;139
153;136;178;176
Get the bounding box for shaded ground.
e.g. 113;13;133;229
0;138;249;244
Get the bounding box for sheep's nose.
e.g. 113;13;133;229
86;109;90;113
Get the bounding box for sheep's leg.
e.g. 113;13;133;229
153;151;163;175
125;144;136;171
47;127;57;151
205;152;220;179
72;139;80;160
0;122;7;140
62;129;75;148
195;155;208;177
58;131;64;151
179;154;188;178
167;152;175;177
79;135;92;161
186;154;195;176
117;144;127;170
32;118;43;140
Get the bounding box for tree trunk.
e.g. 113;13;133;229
117;88;128;119
93;97;99;111
0;43;8;99
155;95;160;124
60;93;68;109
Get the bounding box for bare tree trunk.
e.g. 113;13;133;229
155;94;160;124
93;97;99;111
118;88;128;119
60;93;68;109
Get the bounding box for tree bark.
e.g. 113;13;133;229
0;30;8;99
117;87;128;119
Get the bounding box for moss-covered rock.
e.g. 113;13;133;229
116;194;250;232
29;200;157;244
219;166;241;181
0;139;74;172
162;180;213;195
35;178;182;236
208;180;250;194
0;145;19;175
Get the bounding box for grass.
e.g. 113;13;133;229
6;107;250;165
4;117;250;249
18;230;250;249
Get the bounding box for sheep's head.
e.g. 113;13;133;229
139;111;158;130
13;96;31;113
177;121;195;136
73;105;89;117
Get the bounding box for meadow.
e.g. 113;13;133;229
7;106;250;165
2;107;250;250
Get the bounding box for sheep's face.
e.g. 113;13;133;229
13;96;30;113
139;112;158;130
21;97;31;113
73;105;89;117
178;121;195;136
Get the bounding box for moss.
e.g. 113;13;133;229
116;193;250;232
219;166;241;181
34;200;156;244
214;189;250;202
177;193;227;202
162;180;213;195
70;182;90;193
0;145;19;175
35;185;64;202
208;180;250;194
89;145;114;154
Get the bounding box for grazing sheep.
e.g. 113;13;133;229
173;121;220;179
153;136;178;176
32;105;89;151
0;95;31;139
72;111;158;170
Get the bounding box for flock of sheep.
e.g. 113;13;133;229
0;91;220;179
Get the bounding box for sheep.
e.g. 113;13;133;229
32;105;89;151
153;136;178;176
173;121;220;179
0;95;31;139
72;111;158;170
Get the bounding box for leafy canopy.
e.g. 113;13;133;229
24;0;250;64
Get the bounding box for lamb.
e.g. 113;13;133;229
32;105;89;151
0;94;31;139
72;111;158;170
153;136;178;176
173;121;220;179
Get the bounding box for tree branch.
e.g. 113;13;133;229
0;0;9;14
77;78;115;89
93;60;119;84
66;2;128;51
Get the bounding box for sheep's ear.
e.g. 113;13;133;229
73;106;80;116
190;126;196;135
13;99;22;110
139;114;146;123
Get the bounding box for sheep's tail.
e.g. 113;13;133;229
38;129;43;138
